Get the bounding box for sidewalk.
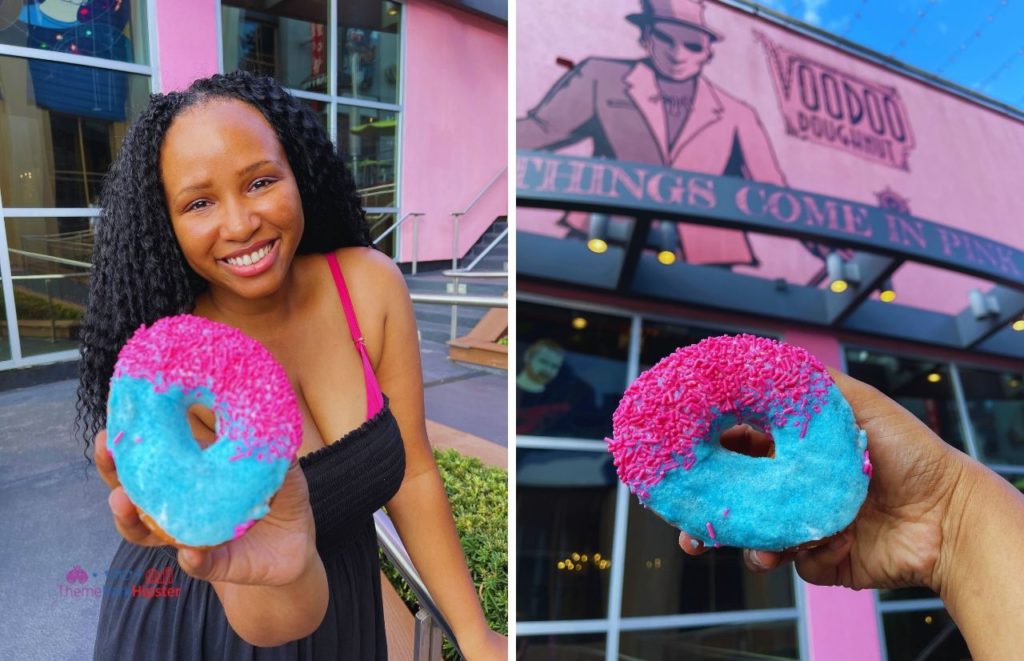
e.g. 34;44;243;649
0;336;506;659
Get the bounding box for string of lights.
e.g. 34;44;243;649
888;0;939;58
839;0;870;37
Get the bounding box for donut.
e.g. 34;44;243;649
107;314;302;548
607;334;870;551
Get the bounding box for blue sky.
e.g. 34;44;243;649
752;0;1024;110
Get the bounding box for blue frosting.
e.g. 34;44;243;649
108;375;290;546
644;383;869;551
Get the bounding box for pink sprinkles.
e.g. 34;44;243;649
112;315;302;465
862;450;873;478
607;334;833;499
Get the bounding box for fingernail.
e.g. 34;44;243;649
745;549;766;569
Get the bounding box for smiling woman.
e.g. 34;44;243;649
76;71;506;659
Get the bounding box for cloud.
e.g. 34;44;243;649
803;0;829;25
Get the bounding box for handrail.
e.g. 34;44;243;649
375;510;462;659
461;226;508;273
450;166;507;218
440;270;507;279
8;248;92;269
373;211;424;244
449;166;508;270
409;293;507;308
11;273;91;281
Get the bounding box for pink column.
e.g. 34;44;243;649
782;328;883;661
155;0;220;93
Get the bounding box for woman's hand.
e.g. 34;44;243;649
95;428;321;588
679;370;967;595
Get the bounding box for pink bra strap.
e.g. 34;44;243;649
325;253;384;419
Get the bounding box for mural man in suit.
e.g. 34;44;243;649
518;0;787;267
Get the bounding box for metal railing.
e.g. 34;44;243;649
373;212;426;273
433;270;508;344
450;167;507;270
461;226;508;273
375;510;461;661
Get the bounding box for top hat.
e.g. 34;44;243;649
627;0;723;42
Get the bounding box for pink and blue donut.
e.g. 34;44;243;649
107;314;302;547
607;334;870;551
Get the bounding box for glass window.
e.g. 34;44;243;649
221;0;329;94
337;105;396;208
845;349;965;451
336;1;401;104
640;320;771;371
619;621;799;660
621;500;794;616
366;211;394;255
5;216;91;357
958;366;1024;466
517;303;630;440
881;608;969;659
516;634;606;660
0;0;149;64
517;449;617;621
0;54;150;207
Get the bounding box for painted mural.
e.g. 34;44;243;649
517;0;1024;313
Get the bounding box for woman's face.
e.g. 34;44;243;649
160;97;304;303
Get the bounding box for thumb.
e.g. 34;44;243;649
794;531;853;587
178;547;225;582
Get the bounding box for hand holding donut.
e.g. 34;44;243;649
681;370;964;594
95;427;321;587
681;369;1024;659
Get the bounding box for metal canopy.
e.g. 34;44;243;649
517;150;1024;361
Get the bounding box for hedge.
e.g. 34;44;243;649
380;448;508;659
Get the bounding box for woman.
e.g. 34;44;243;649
76;71;506;659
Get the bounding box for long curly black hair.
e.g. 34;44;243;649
75;70;371;454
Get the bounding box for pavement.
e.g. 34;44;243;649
0;330;506;660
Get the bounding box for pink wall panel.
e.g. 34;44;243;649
155;0;219;93
400;0;507;264
783;328;882;660
518;0;1024;313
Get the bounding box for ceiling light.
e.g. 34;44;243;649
571;316;587;330
587;213;610;254
827;252;859;294
969;288;1000;320
879;278;896;303
927;373;941;383
1013;319;1024;332
654;221;679;266
587;238;608;254
657;250;676;265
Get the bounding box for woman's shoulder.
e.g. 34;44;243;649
296;247;408;315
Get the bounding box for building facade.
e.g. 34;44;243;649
0;0;506;371
516;1;1024;659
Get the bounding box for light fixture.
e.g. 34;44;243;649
1013;319;1024;332
927;373;941;383
827;252;860;294
655;221;678;265
571;316;587;330
385;1;400;16
587;213;610;254
879;278;896;303
969;288;1000;320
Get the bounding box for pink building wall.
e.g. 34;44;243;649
155;0;219;93
517;0;1024;314
400;0;508;264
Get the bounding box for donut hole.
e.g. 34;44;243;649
719;423;775;459
187;404;218;451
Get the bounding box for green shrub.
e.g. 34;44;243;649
13;288;84;320
380;448;508;659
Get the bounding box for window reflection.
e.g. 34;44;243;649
337;106;396;207
516;634;606;660
0;0;149;64
619;621;799;660
0;287;10;362
0;55;149;207
882;609;969;659
336;1;401;103
517;449;616;621
517;303;629;439
958;366;1024;466
844;349;965;450
222;0;330;94
5;216;91;357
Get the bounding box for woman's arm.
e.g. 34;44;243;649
366;251;506;659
